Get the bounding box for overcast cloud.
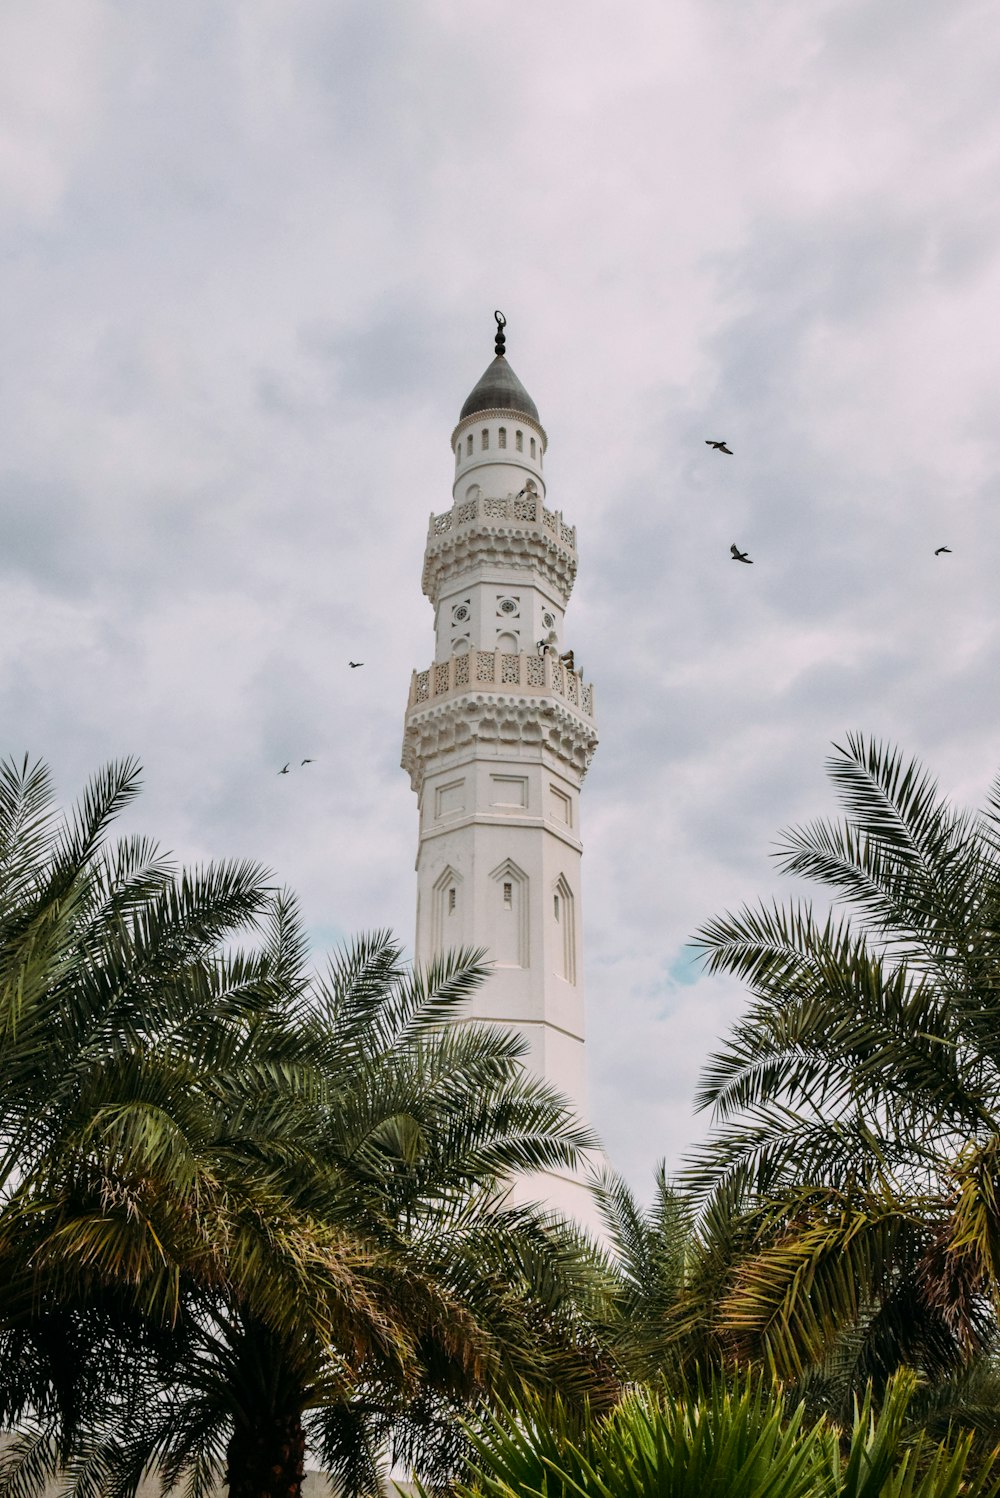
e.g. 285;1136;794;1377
3;0;1000;1193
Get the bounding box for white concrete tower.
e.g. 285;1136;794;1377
401;314;599;1224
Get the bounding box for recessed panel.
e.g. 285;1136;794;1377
549;785;572;826
490;774;528;809
435;779;466;820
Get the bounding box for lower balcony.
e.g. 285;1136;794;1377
406;648;595;721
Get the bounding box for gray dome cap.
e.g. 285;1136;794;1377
459;356;540;423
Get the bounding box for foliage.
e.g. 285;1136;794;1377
458;1371;1000;1498
592;1163;758;1382
682;734;1000;1392
113;919;617;1498
591;1163;693;1380
0;755;617;1498
0;753;283;1429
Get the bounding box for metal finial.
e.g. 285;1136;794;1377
494;309;506;357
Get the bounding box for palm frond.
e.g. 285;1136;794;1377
0;1425;61;1498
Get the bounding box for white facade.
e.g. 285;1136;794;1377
401;327;600;1227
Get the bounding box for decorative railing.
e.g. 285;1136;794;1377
428;493;576;551
407;649;595;720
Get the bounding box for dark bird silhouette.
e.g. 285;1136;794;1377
301;758;315;765
706;440;733;454
278;764;290;775
730;544;753;564
348;661;364;668
934;546;952;555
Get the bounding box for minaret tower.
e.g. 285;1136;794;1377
401;314;599;1223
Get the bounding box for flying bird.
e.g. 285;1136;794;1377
348;661;364;668
301;758;315;765
730;544;753;564
706;440;733;454
278;764;290;775
934;546;952;555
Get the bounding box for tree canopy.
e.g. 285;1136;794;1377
0;757;615;1498
683;734;1000;1389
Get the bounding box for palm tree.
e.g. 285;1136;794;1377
0;753;295;1434
0;761;458;1495
0;757;617;1498
684;733;1000;1387
591;1164;700;1381
101;917;617;1498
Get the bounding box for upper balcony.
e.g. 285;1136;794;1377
406;647;595;722
422;492;579;605
427;491;576;551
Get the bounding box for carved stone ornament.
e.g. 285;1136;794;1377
401;693;598;790
423;524;578;606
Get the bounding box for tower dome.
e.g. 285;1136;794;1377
451;312;547;503
458;312;540;422
459;356;540;422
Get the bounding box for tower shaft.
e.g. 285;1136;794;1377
401;330;599;1224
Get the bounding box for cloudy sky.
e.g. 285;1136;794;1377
3;0;1000;1192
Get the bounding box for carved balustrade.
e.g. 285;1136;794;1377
408;648;595;720
428;492;576;552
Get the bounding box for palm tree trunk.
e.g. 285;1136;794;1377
226;1412;306;1498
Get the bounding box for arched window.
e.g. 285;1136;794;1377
490;859;529;967
482;428;489;450
498;427;507;449
530;437;536;458
553;875;576;984
515;431;523;452
466;434;473;456
432;867;462;955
